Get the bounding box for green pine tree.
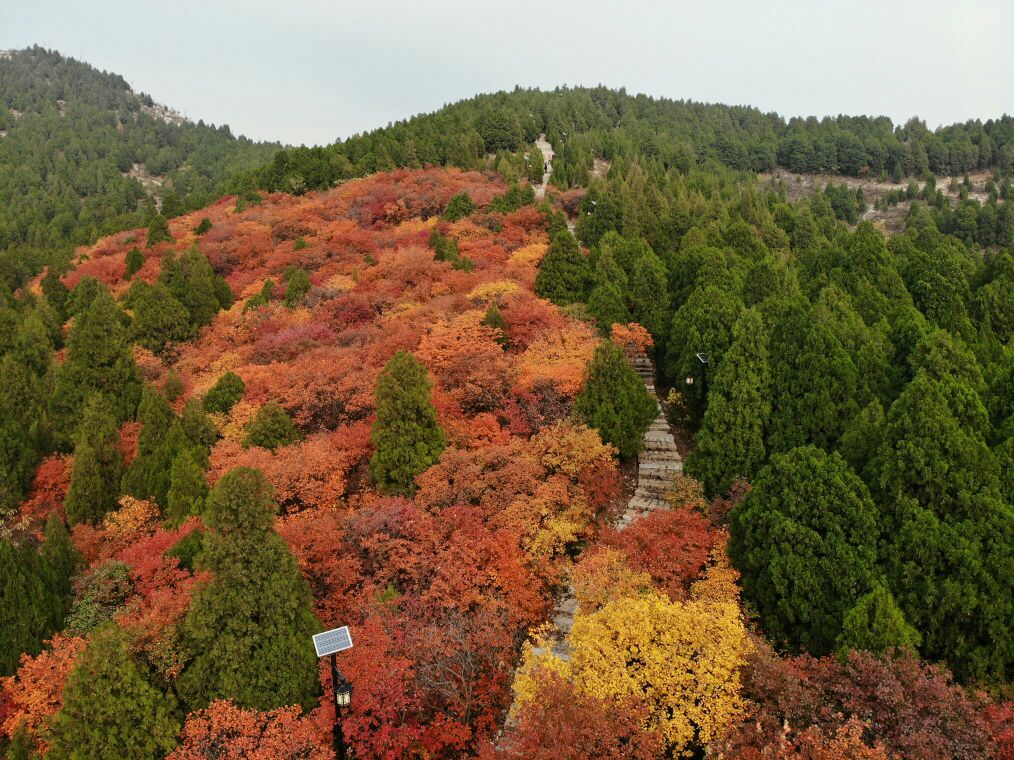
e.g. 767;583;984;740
130;283;190;354
0;356;45;512
574;342;657;460
124;246;144;279
629;250;670;344
166;449;208;525
49;289;141;438
242;401;301;451
370;352;445;496
64;395;124;526
49;625;180;758
0;539;62;675
729;445;880;656
836;584;921;657
122;386;177;504
204;371;245;415
535;230;591;306
282;268;311;308
586;282;631;335
180;397;217;458
40;512;80;604
163;369;184;402
146;214;173;247
177;468;319;711
687;308;771;495
444;192;477;221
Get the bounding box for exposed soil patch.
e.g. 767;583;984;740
759;169;995;233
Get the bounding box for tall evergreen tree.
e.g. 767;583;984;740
729;445;880;656
165;449;208;525
177;468;319;710
370;352;445;496
0;356;45;512
629;250;670;345
767;301;859;453
687;308;771;494
49;625;180;758
574;342;657;460
122;385;177;505
64;395;124;526
130;283;191;353
49;289;140;438
586;282;631;335
40;512;80;604
535;230;591;306
836;584;921;657
146;213;173;247
0;539;61;675
124;246;144;279
203;371;245;415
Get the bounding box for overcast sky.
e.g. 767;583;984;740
3;0;1012;147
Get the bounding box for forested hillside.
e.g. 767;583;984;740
0;47;280;292
0;55;1012;758
258;85;1014;192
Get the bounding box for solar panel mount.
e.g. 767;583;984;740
313;626;353;657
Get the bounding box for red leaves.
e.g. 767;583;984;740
490;669;662;760
0;634;87;752
600;508;719;600
171;699;331;759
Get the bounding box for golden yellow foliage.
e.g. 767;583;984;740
664;472;709;511
322;273;356;292
466;279;520;302
103;496;160;540
517;592;752;756
215;399;261;442
571;548;653;612
690;537;742;605
509;242;548;267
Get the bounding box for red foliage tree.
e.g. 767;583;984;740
170;699;331;759
600;508;719;599
0;633;87;752
488;669;662;760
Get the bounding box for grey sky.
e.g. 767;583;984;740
3;0;1012;147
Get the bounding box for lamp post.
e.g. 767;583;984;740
330;655;353;760
685;352;708;410
313;626;354;760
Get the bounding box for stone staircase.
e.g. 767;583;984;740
517;350;683;665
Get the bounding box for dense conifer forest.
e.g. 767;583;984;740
1;46;1012;758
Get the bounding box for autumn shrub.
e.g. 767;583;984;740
717;642;995;760
496;669;662;760
517;592;751;756
64;559;134;635
170;699;330;759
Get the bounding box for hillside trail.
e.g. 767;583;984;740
533;134;554;200
501;350;683;726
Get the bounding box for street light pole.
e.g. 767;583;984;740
331;653;348;760
312;626;354;760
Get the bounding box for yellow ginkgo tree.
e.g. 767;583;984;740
514;542;752;757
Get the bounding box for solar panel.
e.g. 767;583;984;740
313;626;353;657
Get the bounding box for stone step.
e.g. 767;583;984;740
627;495;666;512
639;459;682;470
